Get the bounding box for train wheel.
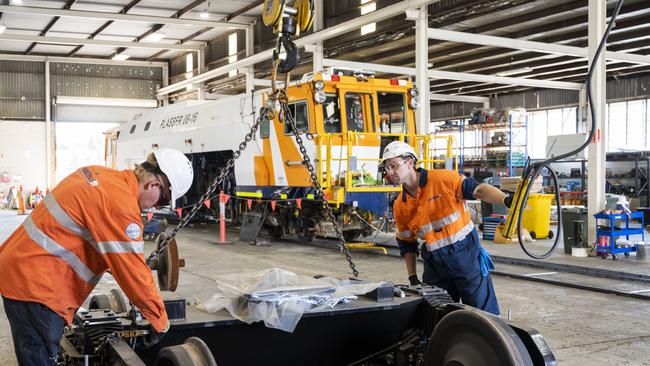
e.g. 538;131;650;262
155;337;217;366
266;226;283;239
343;230;361;242
298;220;316;242
425;309;533;366
88;289;127;313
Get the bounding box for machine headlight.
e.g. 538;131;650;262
314;90;326;104
410;96;420;110
408;87;419;98
314;80;324;90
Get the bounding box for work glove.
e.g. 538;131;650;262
503;193;513;208
144;321;170;346
479;247;495;277
408;274;422;286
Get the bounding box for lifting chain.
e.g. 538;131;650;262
281;102;359;277
145;111;265;265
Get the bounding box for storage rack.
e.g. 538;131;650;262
543;153;650;207
435;112;528;176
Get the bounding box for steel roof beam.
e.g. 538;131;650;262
0;53;166;67
429;93;489;103
25;0;78;55
157;0;444;95
323;58;583;90
67;0;142;57
0;5;249;29
0;34;202;51
146;1;263;61
428;27;650;66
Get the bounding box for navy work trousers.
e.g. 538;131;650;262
2;296;65;366
420;228;500;315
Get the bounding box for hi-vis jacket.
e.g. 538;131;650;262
393;168;474;252
0;166;168;332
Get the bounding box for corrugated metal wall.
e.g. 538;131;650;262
50;63;162;99
607;74;650;101
490;89;580;111
430;101;484;120
0;60;163;121
0;60;45;120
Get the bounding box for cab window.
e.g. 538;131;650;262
378;92;408;134
322;95;341;133
285;100;309;134
345;93;365;132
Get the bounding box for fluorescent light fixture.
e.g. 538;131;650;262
361;23;376;35
112;54;131;61
9;0;23;5
0;25;6;34
495;67;532;77
200;11;210;19
228;33;238;77
186;53;194;91
142;32;166;42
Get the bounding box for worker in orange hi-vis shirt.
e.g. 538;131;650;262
0;148;193;366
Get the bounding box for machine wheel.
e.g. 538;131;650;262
298;220;316;242
601;253;607;259
343;230;361;242
266;225;283;239
149;233;185;292
547;230;554;239
425;309;533;366
529;231;537;240
298;230;316;243
625;252;630;257
88;289;127;313
612;254;618;260
155;337;217;366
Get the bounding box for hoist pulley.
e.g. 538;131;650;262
262;0;314;83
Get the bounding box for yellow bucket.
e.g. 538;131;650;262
521;193;554;239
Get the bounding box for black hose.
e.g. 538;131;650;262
516;0;625;259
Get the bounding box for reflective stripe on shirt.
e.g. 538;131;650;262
418;211;461;238
397;230;412;239
425;221;475;252
43;194;96;245
97;241;144;254
22;217;98;284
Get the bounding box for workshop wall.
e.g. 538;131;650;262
0;121;47;195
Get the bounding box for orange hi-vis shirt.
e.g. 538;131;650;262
393;169;474;252
0;166;168;332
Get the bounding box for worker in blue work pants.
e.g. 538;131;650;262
381;141;512;316
419;228;499;314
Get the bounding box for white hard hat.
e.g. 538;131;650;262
379;141;417;167
153;148;193;208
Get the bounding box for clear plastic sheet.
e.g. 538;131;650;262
197;268;385;332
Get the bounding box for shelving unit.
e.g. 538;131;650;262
543;152;650;207
438;111;527;176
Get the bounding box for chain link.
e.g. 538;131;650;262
281;102;359;277
145;110;265;265
145;74;360;279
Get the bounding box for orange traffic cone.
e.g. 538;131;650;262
17;185;26;215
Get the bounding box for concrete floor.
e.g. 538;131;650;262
2;210;650;365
